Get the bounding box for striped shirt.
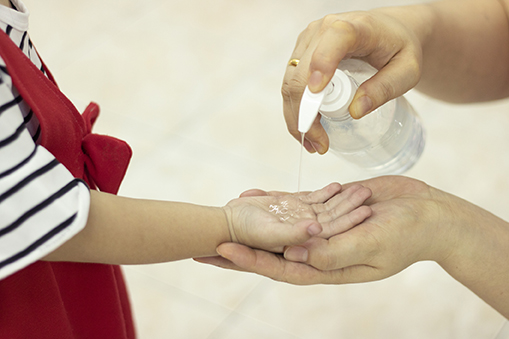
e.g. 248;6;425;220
0;0;90;280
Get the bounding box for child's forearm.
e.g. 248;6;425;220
377;0;509;102
42;190;231;264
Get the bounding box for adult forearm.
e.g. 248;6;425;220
377;0;509;103
43;190;230;264
437;192;509;318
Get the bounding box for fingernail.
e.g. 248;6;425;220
285;246;309;262
307;223;322;236
308;71;323;92
352;95;373;118
303;140;316;153
311;141;326;154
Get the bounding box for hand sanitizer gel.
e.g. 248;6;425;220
298;59;425;175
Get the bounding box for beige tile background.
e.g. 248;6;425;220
23;0;509;338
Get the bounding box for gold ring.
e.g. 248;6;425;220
288;58;300;67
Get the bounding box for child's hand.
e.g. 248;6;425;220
222;183;372;253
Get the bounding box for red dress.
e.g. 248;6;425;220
0;30;135;338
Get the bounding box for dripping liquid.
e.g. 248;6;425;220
297;132;305;194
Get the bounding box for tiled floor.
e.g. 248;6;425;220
23;0;508;338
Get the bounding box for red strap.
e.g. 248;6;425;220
0;30;131;194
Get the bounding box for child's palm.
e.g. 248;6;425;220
225;183;372;252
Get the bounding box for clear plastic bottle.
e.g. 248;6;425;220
298;59;425;175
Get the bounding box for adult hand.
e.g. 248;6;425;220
200;176;509;317
224;182;372;253
283;9;425;154
199;175;504;282
199;176;443;283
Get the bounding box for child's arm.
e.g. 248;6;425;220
42;183;372;265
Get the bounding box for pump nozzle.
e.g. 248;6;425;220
298;70;356;133
298;86;327;134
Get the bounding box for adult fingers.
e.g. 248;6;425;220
350;48;421;118
282;15;371;153
294;18;362;153
256;219;322;252
282;21;331;153
306;13;422;119
307;16;362;93
208;244;387;285
283;55;324;153
212;243;333;285
285;228;380;271
193;256;249;272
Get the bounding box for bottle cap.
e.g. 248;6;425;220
320;70;356;118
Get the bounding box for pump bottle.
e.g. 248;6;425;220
298;59;425;175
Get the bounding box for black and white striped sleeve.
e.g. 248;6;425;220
0;57;90;280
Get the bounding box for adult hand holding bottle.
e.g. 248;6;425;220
284;0;509;154
283;9;425;154
195;0;509;321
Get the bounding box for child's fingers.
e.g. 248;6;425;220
319;205;372;238
314;184;372;220
299;182;342;204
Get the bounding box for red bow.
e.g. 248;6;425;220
81;103;132;195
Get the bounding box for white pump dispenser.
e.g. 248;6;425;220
298;69;356;133
296;59;425;176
